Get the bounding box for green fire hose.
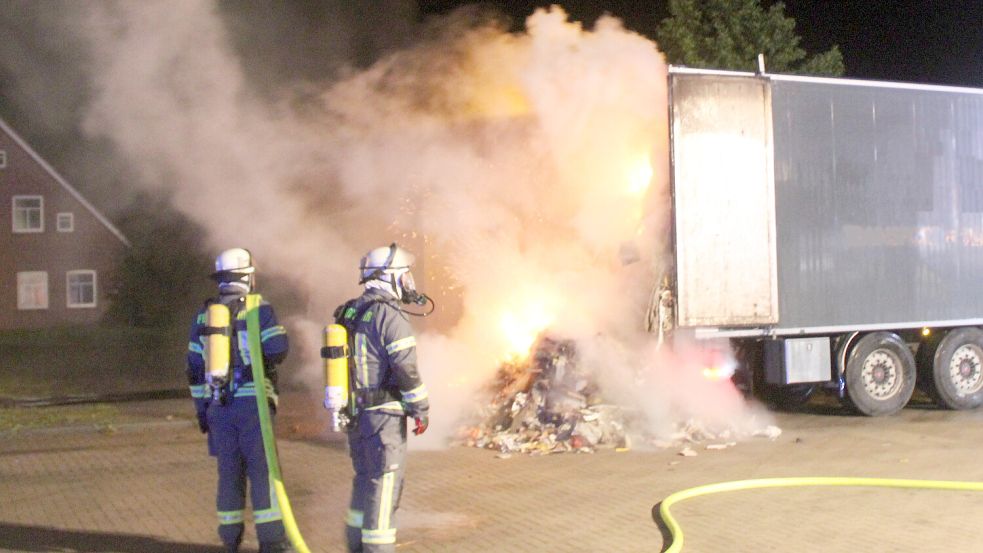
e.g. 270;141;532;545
246;294;312;553
657;476;983;552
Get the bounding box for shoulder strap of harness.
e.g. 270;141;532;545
334;298;393;415
333;299;356;327
334;298;384;333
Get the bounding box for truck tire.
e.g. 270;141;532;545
925;328;983;410
844;332;915;416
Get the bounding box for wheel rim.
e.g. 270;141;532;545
947;344;983;395
861;348;903;400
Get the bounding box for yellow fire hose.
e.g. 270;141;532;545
246;294;312;553
657;476;983;552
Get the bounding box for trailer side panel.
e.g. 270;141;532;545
772;80;983;328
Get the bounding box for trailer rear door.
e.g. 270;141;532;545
670;72;779;327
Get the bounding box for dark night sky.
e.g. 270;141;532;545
421;0;983;87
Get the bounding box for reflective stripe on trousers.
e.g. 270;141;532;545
207;397;286;547
346;412;407;553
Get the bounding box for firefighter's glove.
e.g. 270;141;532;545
196;411;209;434
412;415;429;436
264;379;279;410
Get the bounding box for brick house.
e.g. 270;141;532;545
0;117;129;330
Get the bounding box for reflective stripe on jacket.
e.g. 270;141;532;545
185;292;289;403
339;289;429;416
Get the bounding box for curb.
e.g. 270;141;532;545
0;417;194;439
0;389;186;408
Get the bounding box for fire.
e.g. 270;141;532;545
700;349;738;381
499;301;555;361
626;154;653;196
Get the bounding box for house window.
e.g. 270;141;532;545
12;195;43;233
17;271;48;310
67;270;97;308
0;150;6;169
56;212;74;232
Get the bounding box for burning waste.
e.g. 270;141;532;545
461;337;630;455
459;335;782;456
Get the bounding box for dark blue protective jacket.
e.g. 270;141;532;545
336;288;429;417
186;292;288;414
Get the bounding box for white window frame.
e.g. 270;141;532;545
0;149;6;169
66;270;97;308
56;212;74;232
17;271;49;310
12;195;44;233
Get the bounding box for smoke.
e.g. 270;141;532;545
57;2;767;447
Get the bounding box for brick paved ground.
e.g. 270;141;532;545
3;398;983;553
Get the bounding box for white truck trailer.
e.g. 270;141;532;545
661;67;983;416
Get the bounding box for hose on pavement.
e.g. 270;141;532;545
657;476;983;552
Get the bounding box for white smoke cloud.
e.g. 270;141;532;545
70;2;768;448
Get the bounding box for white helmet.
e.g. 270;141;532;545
360;243;418;301
211;247;255;292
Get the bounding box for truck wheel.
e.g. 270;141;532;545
927;328;983;410
844;332;915;416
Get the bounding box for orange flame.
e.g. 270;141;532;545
499;300;555;361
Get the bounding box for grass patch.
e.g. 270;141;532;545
0;324;188;398
0;404;123;433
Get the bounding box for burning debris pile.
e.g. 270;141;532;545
460;337;633;455
459;337;782;456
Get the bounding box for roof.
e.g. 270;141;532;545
668;65;983;96
0;116;130;247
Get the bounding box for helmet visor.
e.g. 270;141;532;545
399;271;417;294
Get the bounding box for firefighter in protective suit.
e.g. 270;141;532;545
186;248;294;553
336;243;430;553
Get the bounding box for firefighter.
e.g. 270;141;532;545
186;247;294;553
336;243;430;553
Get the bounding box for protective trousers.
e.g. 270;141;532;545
207;396;286;550
345;412;407;553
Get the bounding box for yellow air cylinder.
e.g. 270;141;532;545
323;324;350;431
205;303;231;385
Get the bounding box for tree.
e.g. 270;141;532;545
656;0;844;76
